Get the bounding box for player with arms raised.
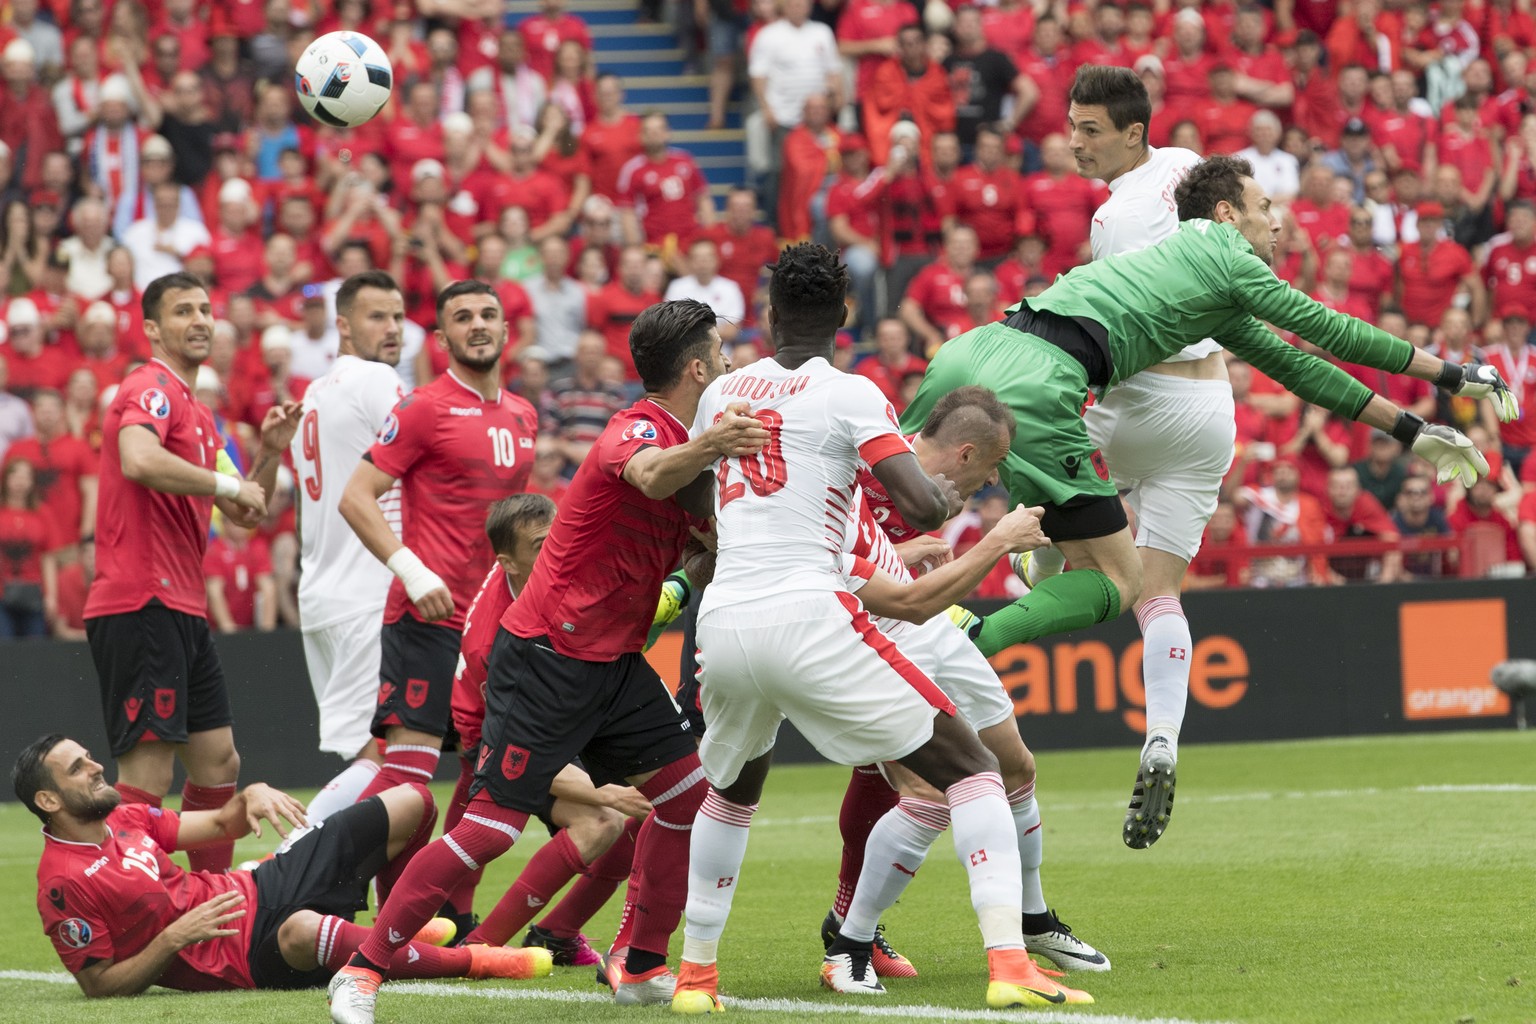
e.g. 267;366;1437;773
86;271;298;874
324;299;769;1024
336;280;538;892
671;244;1091;1014
291;271;407;829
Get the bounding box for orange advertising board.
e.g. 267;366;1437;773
1399;599;1510;720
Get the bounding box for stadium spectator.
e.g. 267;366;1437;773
1292;163;1351;250
1353;430;1409;510
587;245;660;381
0;457;57;638
945;7;1027;151
1374;69;1438;176
825;136;882;333
1240;456;1330;588
1341;208;1396;317
0;357;34;457
1163;9;1217;112
520;0;593;82
547;41;596;137
1429;307;1500;436
664;238;745;343
50;532;91;640
1448;476;1522;566
777;92;840;244
1323;465;1403;582
854;318;926;412
55;199;114;304
122;180;212;291
837;0;919;101
948;126;1025;266
1011;18;1072;157
1486;202;1536;313
1391;473;1455;578
470;32;546;139
0;39;63;190
1185;500;1250;589
1398;203;1484;326
750;0;841;224
1236;110;1302;203
1484;304;1536;476
1519;486;1536;572
617;113;714;249
1312;248;1374;321
62;367;102;450
52;36;101;152
581;74;642;202
1322;118;1378;203
1225;5;1293;104
204;519;276;633
1020;133;1103;277
529;236;588;369
1193;64;1259;156
1432;159;1498;252
1;299;70;398
4;388;96;549
549;330;626;470
901;224;979;355
694;188;777;325
864;25;954;167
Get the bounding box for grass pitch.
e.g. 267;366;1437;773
1;730;1532;1024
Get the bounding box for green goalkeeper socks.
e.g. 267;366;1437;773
971;568;1122;657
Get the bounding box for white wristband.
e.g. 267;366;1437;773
213;472;241;500
386;547;449;602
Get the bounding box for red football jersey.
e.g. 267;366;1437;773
693;223;778;322
1485;240;1536;313
615;150;708;244
504;400;704;660
904;261;971;339
518;13;593;80
3;432;95;544
1485;344;1536;448
855;433;922;543
37;803;259;991
451;563;516;750
368;372;538;632
86;360;220;619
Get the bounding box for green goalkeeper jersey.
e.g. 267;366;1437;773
1019;219;1416;418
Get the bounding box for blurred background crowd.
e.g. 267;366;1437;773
1;0;1534;640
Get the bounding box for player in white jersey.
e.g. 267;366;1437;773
1043;65;1243;846
291;271;408;826
670;244;1092;1015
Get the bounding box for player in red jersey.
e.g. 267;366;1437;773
444;493;649;962
325;300;769;1024
85;272;298;875
337;281;538;874
18;735;548;998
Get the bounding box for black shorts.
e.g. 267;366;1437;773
373;615;462;743
87;600;232;757
246;797;391;990
1039;492;1130;543
459;746;562;835
473;630;697;814
676;596;706;738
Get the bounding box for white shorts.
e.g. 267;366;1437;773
1084;373;1236;561
695;592;953;789
302;610;385;757
899;614;1015;731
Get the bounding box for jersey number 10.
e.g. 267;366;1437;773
716;409;785;509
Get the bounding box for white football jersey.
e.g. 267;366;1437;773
694;356;912;611
294;354;405;629
839;487;918;640
1091;146;1220;363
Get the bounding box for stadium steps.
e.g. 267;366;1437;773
505;0;749;198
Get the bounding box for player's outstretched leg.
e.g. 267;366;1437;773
1010;781;1109;972
1124;591;1189;849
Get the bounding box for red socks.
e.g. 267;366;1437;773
357;744;441;804
441;754;483;918
464;829;588;946
181;781;237;872
538;816;640;938
356;792;527;970
318;915;472;979
627;755;709;961
834;765;898;918
373;785;438;909
113;783;162;808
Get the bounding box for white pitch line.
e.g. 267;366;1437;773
0;970;1230;1023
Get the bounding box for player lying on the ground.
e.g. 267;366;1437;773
818;385;1107;980
674;243;1091;1015
444;493;651;961
16;735;550;998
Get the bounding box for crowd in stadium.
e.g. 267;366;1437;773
0;0;1534;640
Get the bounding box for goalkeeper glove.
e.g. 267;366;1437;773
1451;363;1522;423
1410;423;1488;484
945;604;983;641
643;570;692;653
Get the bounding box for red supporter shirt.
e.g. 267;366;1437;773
616;150;708;244
202;534;272;628
1324;490;1398;540
1290;199;1351;250
86;360;219;619
37;803;259;991
367;372;538;632
855;354;927;412
504;400;704;660
1485;240;1536;313
582;114;643;201
209;229;265;296
1370;108;1437;173
1346;247;1396;317
1192;96;1259;155
1438;127;1495;192
586;284;660;378
949;165;1023;260
452;564;515;750
384;117;446;191
1398;239;1474;327
55;561;88;630
0;506;60;584
1;345;72;396
3;434;95;545
1163;52;1217;108
1014;50;1072;142
1448;499;1521;562
826;171;884;243
694;223;778;320
518;13;593;80
904;260;971;339
1020;171;1103;277
1484;343;1536;448
838;0;920;94
980;6;1034;60
855;435;922;543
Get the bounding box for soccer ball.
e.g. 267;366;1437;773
294;31;393;128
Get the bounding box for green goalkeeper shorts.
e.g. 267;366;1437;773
900;321;1119;509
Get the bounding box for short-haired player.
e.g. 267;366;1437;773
325;299;770;1024
292;271;408;830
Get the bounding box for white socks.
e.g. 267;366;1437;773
840;797;947;943
681;790;757;966
1136;596;1189;761
1007;784;1046;915
305;758;381;826
947;772;1024;951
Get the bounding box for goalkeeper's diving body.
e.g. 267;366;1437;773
907;154;1520;661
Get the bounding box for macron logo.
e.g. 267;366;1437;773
388;928;404;944
526;895;545;908
448;407;483;417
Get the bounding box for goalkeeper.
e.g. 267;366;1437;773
907;154;1521;657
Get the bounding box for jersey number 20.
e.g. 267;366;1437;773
716;409;785;509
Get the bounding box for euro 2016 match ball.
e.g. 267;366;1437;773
294;31;393;129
